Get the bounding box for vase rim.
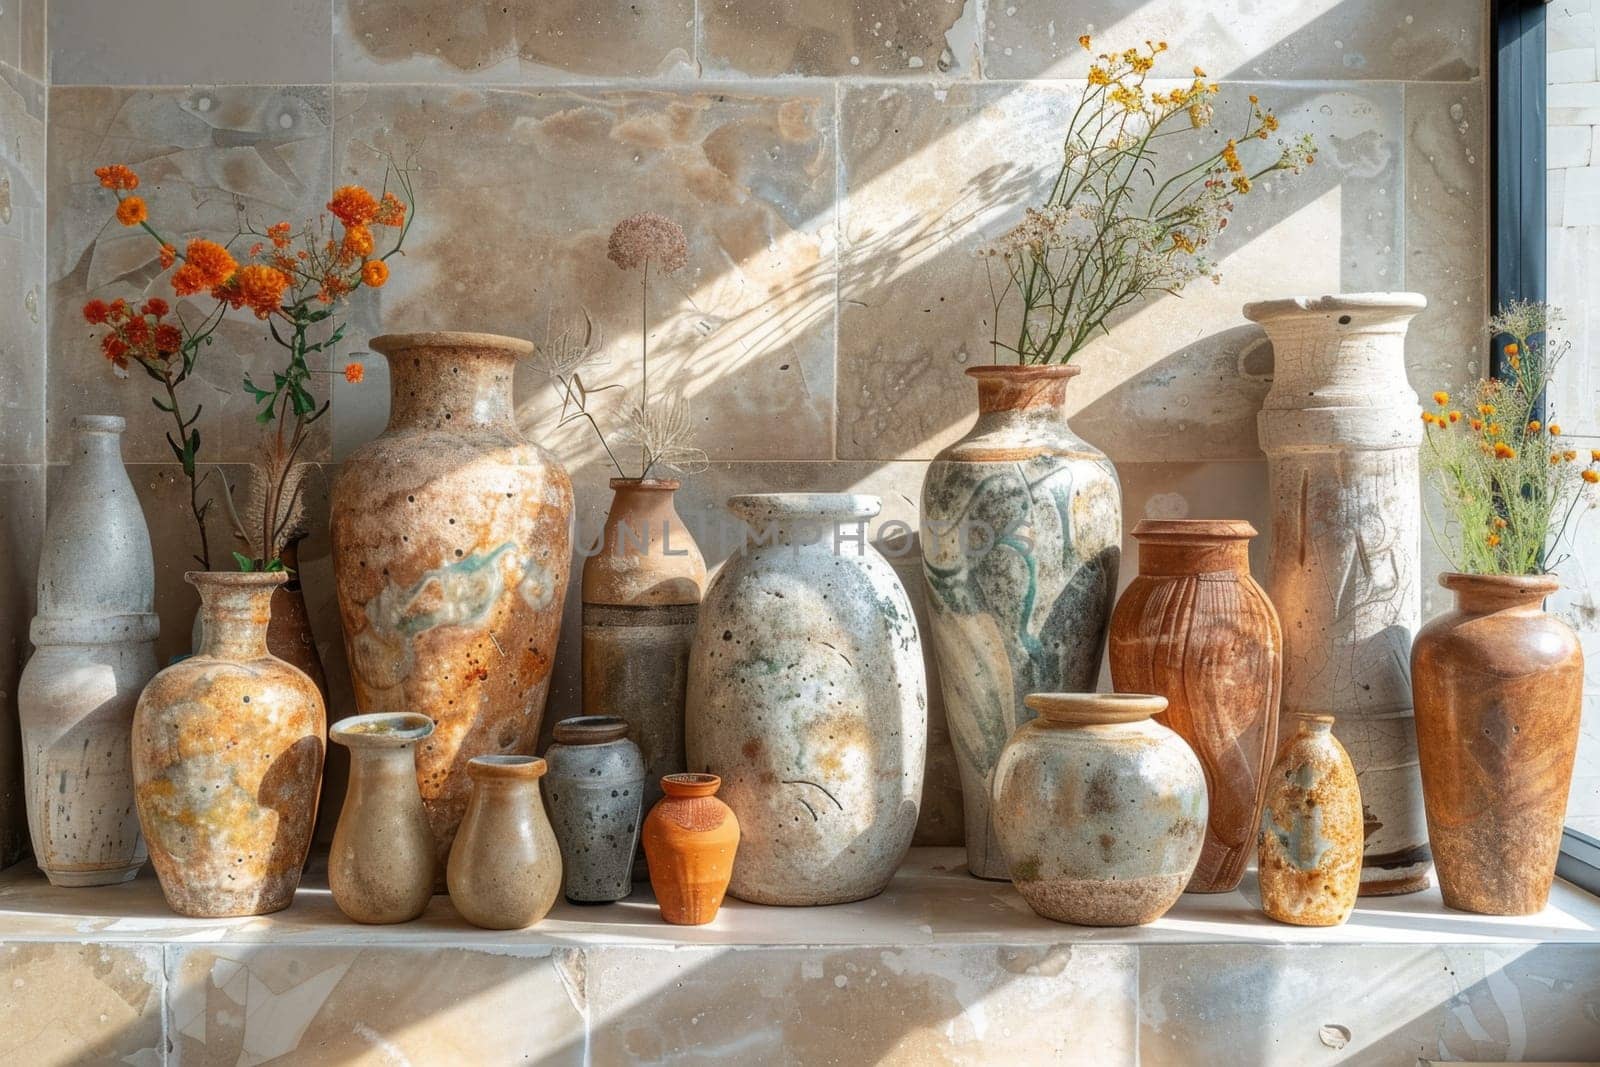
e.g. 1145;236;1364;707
368;331;535;361
1295;712;1336;726
71;414;126;434
610;477;681;492
964;363;1082;381
185;570;289;590
726;492;881;522
467;754;547;781
1439;571;1561;596
661;772;721;797
1024;691;1167;725
1132;518;1257;541
1242;292;1427;324
331;712;435;747
552;715;632;746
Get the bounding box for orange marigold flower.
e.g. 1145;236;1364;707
1504;342;1519;356
341;224;375;261
159;243;177;269
344;362;365;384
82;299;109;325
107;298;129;320
1584;469;1600;484
1549;423;1562;435
185;239;238;287
362;259;389;288
1468;417;1484;431
374;192;407;227
1527;420;1541;433
1477;403;1496;416
1493;517;1508;529
1591;449;1600;463
267;221;293;248
94;164;139;191
318;274;352;304
101;333;129;368
141;297;169;318
1551;453;1563;465
1565;450;1579;462
1448;410;1461;423
1493;441;1516;459
1432;391;1450;406
1486;532;1501;547
122;317;149;345
1421;411;1435;425
233;264;291;319
154;323;182;354
115;196;148;226
171;263;208;297
328;185;379;228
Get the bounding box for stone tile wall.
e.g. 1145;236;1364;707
9;1;1490;847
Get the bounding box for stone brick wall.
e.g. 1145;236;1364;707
4;1;1490;843
1548;0;1600;838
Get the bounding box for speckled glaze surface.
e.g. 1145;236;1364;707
686;494;927;906
1412;574;1585;916
20;416;156;887
1248;294;1431;897
330;332;574;879
921;366;1121;880
132;572;326;918
446;755;562;929
992;693;1207;927
543;716;646;903
581;478;704;878
328;713;436;924
1259;714;1363;927
1109;519;1281;894
641;773;740;925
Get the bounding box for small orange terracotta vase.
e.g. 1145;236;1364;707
1412;572;1585;916
1109;519;1282;893
641;773;739;925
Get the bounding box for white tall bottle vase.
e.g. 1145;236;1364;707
1246;294;1431;896
18;415;157;885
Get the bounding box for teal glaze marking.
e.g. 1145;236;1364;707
367;542;517;638
1262;761;1334;871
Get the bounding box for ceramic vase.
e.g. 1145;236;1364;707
641;773;740;925
1247;293;1431;896
446;755;563;929
1412;573;1585;915
328;713;436;924
921;365;1121;880
1109;519;1281;893
132;572;325;917
992;693;1206;926
330;331;574;877
267;537;328;697
19;415;156;886
543;716;646;903
1258;713;1363;926
686;493;926;906
581;477;705;878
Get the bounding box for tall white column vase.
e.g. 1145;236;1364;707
1246;293;1431;896
18;415;157;885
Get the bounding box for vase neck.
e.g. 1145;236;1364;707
1442;572;1557;615
1133;520;1255;577
604;480;686;539
70;416;128;465
190;572;283;660
726;493;881;546
378;340;520;433
967;364;1076;438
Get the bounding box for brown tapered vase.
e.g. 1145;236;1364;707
1412;572;1584;916
1109;519;1282;893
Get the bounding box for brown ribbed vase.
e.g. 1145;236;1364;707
1109;519;1282;893
1412;572;1584;915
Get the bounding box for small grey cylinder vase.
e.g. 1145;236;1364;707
686;493;928;907
19;415;157;886
543;716;646;903
329;713;437;924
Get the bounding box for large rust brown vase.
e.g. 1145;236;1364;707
1412;572;1584;916
1109;519;1282;893
581;476;705;877
330;331;574;878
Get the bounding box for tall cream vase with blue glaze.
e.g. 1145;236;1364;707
921;364;1121;880
330;332;574;879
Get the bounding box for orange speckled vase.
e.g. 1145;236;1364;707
1109;519;1282;893
1412;573;1584;916
641;773;740;925
330;332;574;880
132;572;326;917
1258;714;1363;926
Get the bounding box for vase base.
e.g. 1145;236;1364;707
1358;869;1432;897
43;864;143;889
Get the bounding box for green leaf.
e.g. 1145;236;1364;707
263;558;286;573
231;551;256;572
290;383;315;417
151;395;175;413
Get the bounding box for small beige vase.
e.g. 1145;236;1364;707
329;713;437;924
446;755;562;929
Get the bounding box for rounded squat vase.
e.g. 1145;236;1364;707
446;755;562;929
543;716;646;903
330;332;574;878
132;572;326;917
1412;573;1585;916
1247;293;1431;896
19;414;157;887
992;693;1207;926
1109;519;1281;893
686;493;927;906
1258;713;1363;926
921;365;1121;880
328;713;437;924
641;773;740;925
581;477;705;877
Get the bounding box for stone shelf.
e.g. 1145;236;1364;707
2;848;1598;1064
